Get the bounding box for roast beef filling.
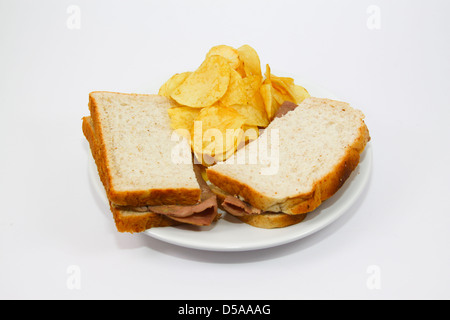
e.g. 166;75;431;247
222;196;262;217
115;164;218;226
274;101;298;118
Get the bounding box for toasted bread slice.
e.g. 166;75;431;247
87;92;201;207
207;97;370;220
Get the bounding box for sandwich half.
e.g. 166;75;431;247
206;98;370;228
82;92;218;232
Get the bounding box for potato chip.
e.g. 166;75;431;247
235;60;247;78
208;128;245;162
237;45;262;78
272;74;295;86
163;44;310;163
212;145;238;162
212;125;258;163
201;167;209;181
158;72;191;97
171;55;231;108
242;75;268;126
272;79;310;104
242;74;263;100
264;64;272;81
230;104;268;127
167;106;201;135
271;85;293;105
265;64;310;104
206;45;240;70
271;79;290;96
191;106;245;157
270;75;296;101
260;82;280;121
219;69;247;106
288;84;310;103
260;66;280;120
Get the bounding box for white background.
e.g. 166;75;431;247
1;0;449;300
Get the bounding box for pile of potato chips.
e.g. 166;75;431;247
159;44;310;165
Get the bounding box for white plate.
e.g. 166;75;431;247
88;79;372;251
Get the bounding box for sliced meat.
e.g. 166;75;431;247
147;197;215;218
164;203;217;226
222;196;261;217
114;164;218;227
193;164;215;201
275;101;298;118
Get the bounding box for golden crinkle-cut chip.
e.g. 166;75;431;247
171;55;231;108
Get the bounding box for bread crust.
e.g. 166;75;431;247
236;212;306;229
110;204;180;233
209;179;307;228
87;92;201;206
207;113;370;216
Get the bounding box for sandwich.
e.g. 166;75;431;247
82;91;219;233
206;97;371;228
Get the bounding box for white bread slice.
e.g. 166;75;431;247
82;116;181;232
207;97;370;220
87;92;201;207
